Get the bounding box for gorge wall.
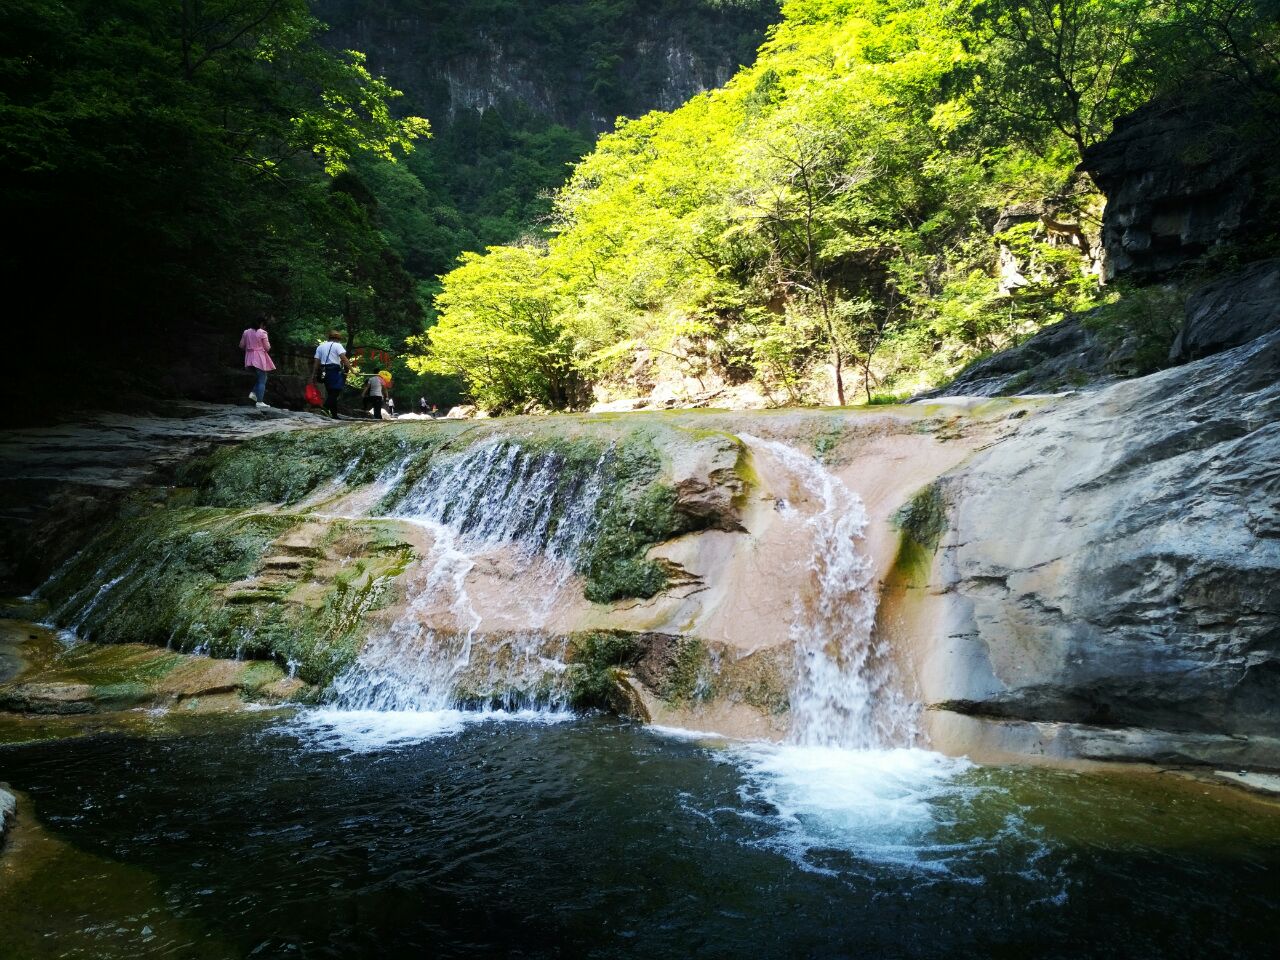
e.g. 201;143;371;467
311;0;780;130
913;330;1280;768
1081;86;1280;281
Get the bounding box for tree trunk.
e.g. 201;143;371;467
833;349;845;406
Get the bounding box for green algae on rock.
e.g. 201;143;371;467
39;502;415;687
0;621;305;723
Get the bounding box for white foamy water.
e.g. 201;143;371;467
730;743;973;873
742;436;917;749
312;437;614;740
329;520;482;712
67;572;129;631
292;707;574;753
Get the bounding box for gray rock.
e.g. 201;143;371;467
0;403;330;593
1172;259;1280;361
915;316;1115;399
1081;91;1275;280
0;785;14;844
926;329;1280;767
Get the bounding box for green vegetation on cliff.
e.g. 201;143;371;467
316;0;780;278
414;0;1280;409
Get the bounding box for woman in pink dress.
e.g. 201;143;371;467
239;318;277;408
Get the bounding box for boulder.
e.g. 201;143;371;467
1171;259;1280;362
915;316;1114;398
0;681;96;714
662;433;746;531
922;329;1280;767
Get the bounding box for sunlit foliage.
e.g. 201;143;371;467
417;0;1278;409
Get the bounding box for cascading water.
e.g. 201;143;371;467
721;437;950;873
742;436;918;749
326;438;611;716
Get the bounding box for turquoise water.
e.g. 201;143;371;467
1;712;1278;959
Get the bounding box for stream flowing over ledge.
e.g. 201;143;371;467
4;329;1277;773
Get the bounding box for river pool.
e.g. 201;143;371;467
1;711;1278;959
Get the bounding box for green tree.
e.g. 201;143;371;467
0;0;428;412
414;244;581;411
967;0;1155;158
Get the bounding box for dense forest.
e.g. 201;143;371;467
416;0;1280;411
1;0;1275;417
1;0;433;411
318;0;780;402
0;0;777;416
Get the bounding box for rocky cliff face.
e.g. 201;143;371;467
913;329;1280;767
311;0;779;130
1172;258;1280;362
0;404;325;596
7;329;1278;772
7;366;1279;771
1081;89;1278;280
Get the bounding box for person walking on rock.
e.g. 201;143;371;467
311;331;350;419
239;317;276;409
362;370;387;420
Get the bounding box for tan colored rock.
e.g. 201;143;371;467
0;682;96;715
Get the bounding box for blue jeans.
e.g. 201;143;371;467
252;368;268;402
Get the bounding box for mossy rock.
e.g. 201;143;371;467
894;483;947;552
564;631;645;711
40;496;415;688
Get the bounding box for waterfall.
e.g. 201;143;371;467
742;436;917;750
330;438;611;712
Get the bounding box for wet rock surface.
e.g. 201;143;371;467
1172;258;1280;362
924;330;1280;767
663;431;747;531
0;622;307;722
0;403;328;593
0;784;13;844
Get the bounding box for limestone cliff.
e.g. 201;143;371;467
914;330;1280;768
6;342;1278;771
311;0;779;131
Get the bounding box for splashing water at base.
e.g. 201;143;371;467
707;437;951;872
293;706;575;753
729;742;976;874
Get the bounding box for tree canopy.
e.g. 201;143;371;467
413;0;1279;410
1;0;428;405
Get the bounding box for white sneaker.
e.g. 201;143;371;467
255;401;271;410
248;392;257;400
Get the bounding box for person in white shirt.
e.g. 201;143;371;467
310;331;350;418
362;372;385;419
